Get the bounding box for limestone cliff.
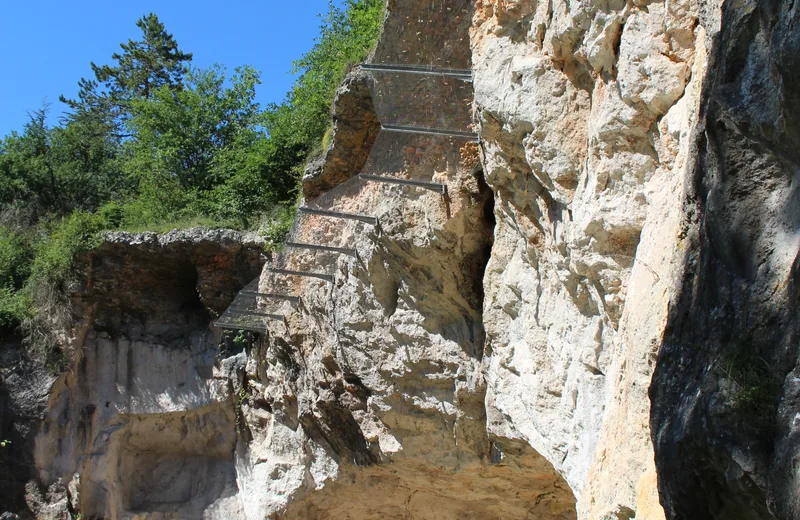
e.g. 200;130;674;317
3;1;799;519
472;0;705;517
650;1;800;518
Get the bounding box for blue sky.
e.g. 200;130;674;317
0;0;341;136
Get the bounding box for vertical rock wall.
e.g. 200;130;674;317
650;1;800;518
228;1;576;518
29;230;264;519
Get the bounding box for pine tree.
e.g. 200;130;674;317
93;13;193;101
60;13;192;116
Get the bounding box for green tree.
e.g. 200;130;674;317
126;66;259;192
95;13;193;100
122;65;292;227
0;107;58;216
259;0;384;191
0;105;124;219
48;109;126;212
287;0;384;142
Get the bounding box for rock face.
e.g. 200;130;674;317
302;70;381;200
472;0;707;517
6;0;800;519
649;1;800;519
228;1;575;516
0;338;56;518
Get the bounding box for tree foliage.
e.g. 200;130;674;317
60;13;192;122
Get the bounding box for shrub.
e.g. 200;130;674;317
0;287;32;333
0;226;33;289
259;205;296;252
98;201;125;229
28;211;107;290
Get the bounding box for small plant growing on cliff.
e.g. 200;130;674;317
233;330;248;350
718;340;779;429
238;387;251;405
0;439;10;447
259;205;295;253
235;383;252;434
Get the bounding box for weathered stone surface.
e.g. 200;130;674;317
237;154;577;517
223;1;576;517
0;338;55;519
87;228;266;319
303;71;381;200
472;0;708;517
27;230;264;519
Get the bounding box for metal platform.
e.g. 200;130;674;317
360;63;472;81
285;242;357;256
359;173;446;194
298;207;378;226
269;268;334;283
381;124;479;141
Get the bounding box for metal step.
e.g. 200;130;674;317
239;291;301;304
269;268;334;283
359;173;446;194
298;207;378;226
360;63;472;81
225;309;285;320
381;124;479;141
285;242;357;256
214;321;270;333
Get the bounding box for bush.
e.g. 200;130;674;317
259;205;297;252
28;211;108;290
0;287;32;333
98;201;125;229
0;226;33;289
288;0;384;143
23;210;109;369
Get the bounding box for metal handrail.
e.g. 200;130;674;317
360;63;472;81
359;173;446;194
298;207;378;226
